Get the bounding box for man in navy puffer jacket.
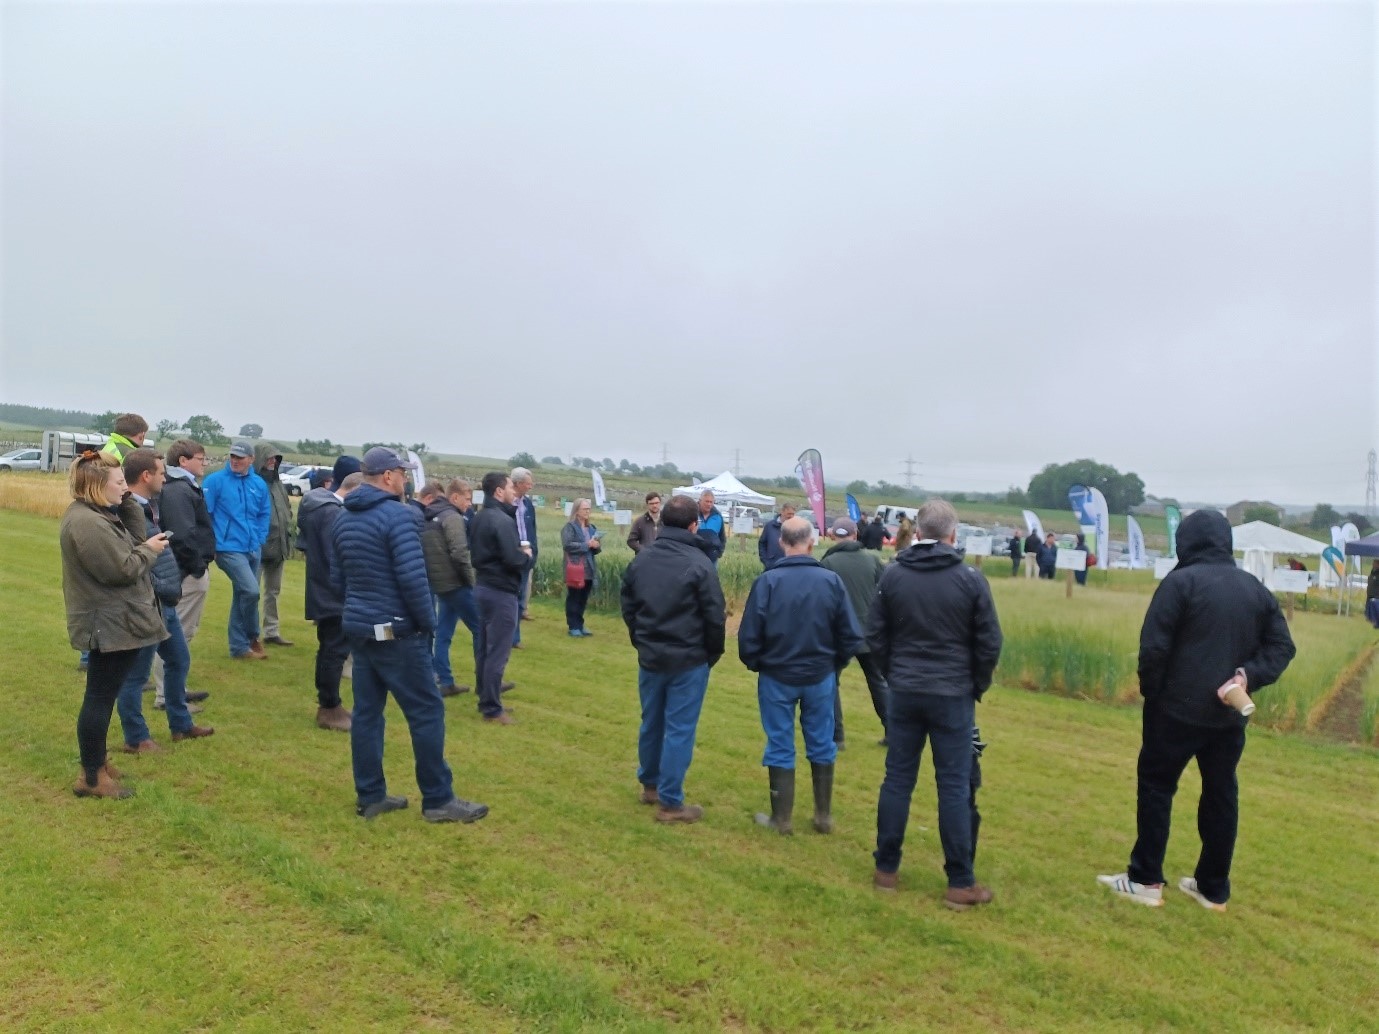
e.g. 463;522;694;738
330;448;488;825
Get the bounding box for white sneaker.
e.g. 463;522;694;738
1096;872;1164;907
1177;877;1227;912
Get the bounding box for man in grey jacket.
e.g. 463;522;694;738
419;480;479;697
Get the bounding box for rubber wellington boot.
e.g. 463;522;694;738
810;762;835;834
753;766;795;835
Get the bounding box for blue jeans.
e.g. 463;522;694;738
117;604;193;742
875;692;976;888
349;635;455;811
433;587;480;686
474;585;518;717
636;664;710;809
215;550;261;656
757;673;837;768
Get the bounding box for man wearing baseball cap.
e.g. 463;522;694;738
203;440;272;660
330;447;488;824
821;517;890;746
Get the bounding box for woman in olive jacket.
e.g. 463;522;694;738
60;452;171;799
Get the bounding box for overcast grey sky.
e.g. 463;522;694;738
2;1;1374;504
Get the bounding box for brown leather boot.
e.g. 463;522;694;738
171;725;215;742
101;756;123;781
316;706;352;732
943;884;994;911
249;638;268;658
639;784;659;806
655;803;704;824
73;766;134;800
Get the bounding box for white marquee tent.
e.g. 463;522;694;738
672;471;776;509
1230;521;1329;586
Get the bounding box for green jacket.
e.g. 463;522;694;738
254;443;295;564
60;498;168;652
819;540;886;654
100;433;140;461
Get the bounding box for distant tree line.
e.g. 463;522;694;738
0;403;99;428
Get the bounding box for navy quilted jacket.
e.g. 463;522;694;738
330;484;435;639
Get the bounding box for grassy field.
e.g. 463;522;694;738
2;506;1378;1032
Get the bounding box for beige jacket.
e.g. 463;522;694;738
60;499;168;652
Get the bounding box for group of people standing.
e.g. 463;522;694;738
58;429;1299;913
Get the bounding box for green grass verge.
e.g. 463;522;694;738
2;509;1377;1031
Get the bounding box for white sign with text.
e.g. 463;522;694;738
1267;569;1310;594
732;515;756;535
1055;548;1087;572
613;509;633;527
964;535;993;557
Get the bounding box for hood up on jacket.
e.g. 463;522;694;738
1174;510;1234;570
894;540;965;571
254;442;284;483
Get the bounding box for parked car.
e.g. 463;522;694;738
281;465;332;496
0;447;42;471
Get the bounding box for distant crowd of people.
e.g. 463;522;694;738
58;414;1297;911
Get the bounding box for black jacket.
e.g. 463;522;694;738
866;541;1003;699
297;487;344;620
1023;532;1041;557
470;500;527;595
620;527;726;672
859;519;889;551
128;496;182;606
1138;510;1296;729
159;471;216;579
1008;535;1023;559
739;555;864;685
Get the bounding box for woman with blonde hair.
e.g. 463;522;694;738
561;498;602;636
60;451;171;798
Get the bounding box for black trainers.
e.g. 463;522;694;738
422;798;489;824
356;795;408;819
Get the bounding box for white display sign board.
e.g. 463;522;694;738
1055;548;1087;572
563;502;573;517
1267;569;1310;594
613;509;633;527
965;535;993;557
732;515;756;535
1154;557;1178;580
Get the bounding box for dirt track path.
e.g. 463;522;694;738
1312;642;1377;742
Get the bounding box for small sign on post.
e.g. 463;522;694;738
613;509;633;527
1056;548;1086;598
732;515;756;536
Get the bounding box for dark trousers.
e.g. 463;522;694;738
474;584;518;717
565;583;593;631
314;616;350;709
875;692;977;888
349;636;454;811
77;647;140;778
1010;555;1021;577
1128;703;1246;904
856;652;890;731
832;679;844;744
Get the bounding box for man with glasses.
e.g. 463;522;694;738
331;447;487;824
153;439;217;710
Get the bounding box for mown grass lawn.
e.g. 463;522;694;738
1;508;1376;1032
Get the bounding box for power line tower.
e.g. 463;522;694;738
900;454;919;492
661;442;670;464
1367;448;1376;519
733;448;742;477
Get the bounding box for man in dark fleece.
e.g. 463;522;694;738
867;499;1002;911
1099;509;1295;912
296;457;362;731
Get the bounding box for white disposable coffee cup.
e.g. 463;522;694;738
1221;680;1255;717
520;540;531;548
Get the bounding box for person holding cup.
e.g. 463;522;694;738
561;498;602;637
1098;509;1296;912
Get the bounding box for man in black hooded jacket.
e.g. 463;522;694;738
1099;509;1295;912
